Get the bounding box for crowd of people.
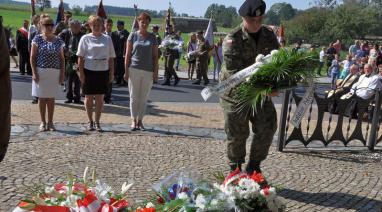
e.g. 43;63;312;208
4;10;225;133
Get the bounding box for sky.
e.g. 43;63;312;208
17;0;312;17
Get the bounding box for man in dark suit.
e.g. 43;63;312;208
59;19;84;104
104;18;116;104
0;16;11;162
112;20;129;85
16;20;31;75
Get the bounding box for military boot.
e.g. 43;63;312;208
229;163;242;172
245;160;262;175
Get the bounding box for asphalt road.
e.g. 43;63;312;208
10;71;331;104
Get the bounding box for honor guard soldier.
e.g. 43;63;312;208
193;30;212;85
220;0;280;174
162;25;180;86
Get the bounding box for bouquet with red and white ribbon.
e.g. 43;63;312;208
13;167;133;212
216;168;285;212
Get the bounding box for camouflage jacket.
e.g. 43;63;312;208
54;22;69;35
196;38;211;62
220;24;279;104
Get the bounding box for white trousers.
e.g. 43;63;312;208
128;68;153;120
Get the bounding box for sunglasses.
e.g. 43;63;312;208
43;23;54;27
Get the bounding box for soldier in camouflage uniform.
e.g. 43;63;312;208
193;31;211;85
220;0;279;174
54;11;72;35
162;25;180;86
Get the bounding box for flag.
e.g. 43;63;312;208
277;24;285;44
55;0;64;25
31;0;36;16
204;18;214;46
97;0;107;19
131;4;139;32
131;17;139;32
164;7;171;36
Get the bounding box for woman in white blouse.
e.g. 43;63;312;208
77;15;116;131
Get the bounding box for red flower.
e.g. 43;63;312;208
113;199;129;209
54;183;67;192
157;196;165;204
136;208;156;212
251;172;265;184
73;183;87;192
224;168;248;186
262;186;270;196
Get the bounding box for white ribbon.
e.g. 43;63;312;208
201;52;275;101
290;79;315;128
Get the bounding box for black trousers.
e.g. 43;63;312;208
19;51;31;75
115;57;125;84
164;55;179;82
66;72;81;101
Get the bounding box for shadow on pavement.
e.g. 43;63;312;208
152;86;189;93
279;188;382;210
149;105;201;118
11;74;32;83
55;102;131;117
283;149;382;163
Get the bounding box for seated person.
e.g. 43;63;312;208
342;64;381;100
327;64;360;113
328;64;360;98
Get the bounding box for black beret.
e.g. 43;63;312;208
239;0;266;17
117;20;124;25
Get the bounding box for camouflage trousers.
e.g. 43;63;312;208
221;98;277;166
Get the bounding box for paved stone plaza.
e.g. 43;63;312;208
1;101;382;211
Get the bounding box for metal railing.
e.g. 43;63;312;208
277;88;382;151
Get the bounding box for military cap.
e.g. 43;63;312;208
239;0;266;17
117;20;124;25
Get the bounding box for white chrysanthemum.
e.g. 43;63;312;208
210;199;219;206
195;194;207;209
178;192;189;200
236;178;261;199
146;202;155;208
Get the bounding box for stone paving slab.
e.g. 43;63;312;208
0;134;382;211
11;101;226;129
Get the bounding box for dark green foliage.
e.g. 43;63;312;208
234;49;319;114
204;4;238;28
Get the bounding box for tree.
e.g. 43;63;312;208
264;3;296;25
204;4;238;27
72;5;82;16
36;0;51;11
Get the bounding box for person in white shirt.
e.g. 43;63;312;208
344;64;381;100
77;15;116;132
318;47;326;76
213;37;223;81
